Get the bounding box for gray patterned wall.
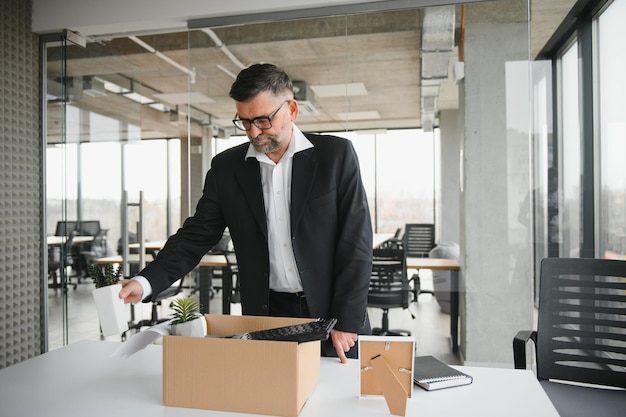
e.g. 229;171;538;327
0;0;43;368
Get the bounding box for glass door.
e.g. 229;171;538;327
43;31;184;350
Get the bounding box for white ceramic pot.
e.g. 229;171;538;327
171;316;207;337
92;283;129;337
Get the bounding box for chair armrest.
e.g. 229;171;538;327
513;330;537;369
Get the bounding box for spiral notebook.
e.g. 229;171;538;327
413;355;473;391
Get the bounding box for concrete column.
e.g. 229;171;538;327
459;0;534;366
438;109;462;244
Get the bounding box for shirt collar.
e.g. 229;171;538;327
245;124;313;163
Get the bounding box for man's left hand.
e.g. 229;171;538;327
330;329;358;364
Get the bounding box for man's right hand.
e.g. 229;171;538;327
119;279;144;304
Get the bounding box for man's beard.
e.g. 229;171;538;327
250;134;280;154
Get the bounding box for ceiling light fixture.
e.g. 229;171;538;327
420;5;456;131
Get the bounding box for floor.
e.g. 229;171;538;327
47;269;460;365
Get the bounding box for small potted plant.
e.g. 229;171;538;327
88;264;129;337
170;296;206;337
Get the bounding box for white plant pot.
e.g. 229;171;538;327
92;284;129;337
171;317;207;337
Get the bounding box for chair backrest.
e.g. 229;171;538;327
54;220;101;236
79;220;101;236
536;257;626;388
368;248;409;309
55;220;78;236
402;223;435;257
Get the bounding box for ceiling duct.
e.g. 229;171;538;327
421;5;455;80
82;76;107;97
422;7;455;52
293;80;319;116
420;5;455;130
128;35;196;83
422;96;437;113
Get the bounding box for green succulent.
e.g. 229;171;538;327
171;296;202;324
88;263;122;288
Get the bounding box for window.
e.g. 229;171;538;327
597;0;626;259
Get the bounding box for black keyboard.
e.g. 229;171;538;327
232;318;337;343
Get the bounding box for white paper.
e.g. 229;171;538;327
111;320;173;358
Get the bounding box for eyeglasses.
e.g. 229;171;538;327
232;100;290;131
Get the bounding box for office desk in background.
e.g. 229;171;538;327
99;234;397;317
406;257;461;353
95;250;462;352
47;235;94;246
0;340;559;417
95;253;228;315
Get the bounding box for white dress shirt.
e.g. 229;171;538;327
246;124;313;292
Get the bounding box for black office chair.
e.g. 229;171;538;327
48;231;78;291
223;250;240;304
378;227;403;250
54;220;78;236
80;229;109;279
513;257;626;417
202;230;233;298
78;220;101;236
402;223;436;301
368;248;414;336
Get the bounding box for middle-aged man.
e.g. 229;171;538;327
120;63;373;362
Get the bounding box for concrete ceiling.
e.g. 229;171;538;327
46;0;576;143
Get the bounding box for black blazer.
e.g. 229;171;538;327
140;133;373;335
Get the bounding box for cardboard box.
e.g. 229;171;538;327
163;314;321;417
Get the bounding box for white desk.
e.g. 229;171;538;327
0;340;558;417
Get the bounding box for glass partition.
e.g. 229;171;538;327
43;34;184;350
41;0;536;364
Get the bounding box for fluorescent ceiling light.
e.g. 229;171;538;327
123;92;154;104
103;81;130;94
153;92;215;105
337;111;380;121
310;83;368;98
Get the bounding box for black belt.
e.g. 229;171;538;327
270;290;306;299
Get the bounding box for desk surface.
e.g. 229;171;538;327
95;254;226;267
129;240;168;251
131;235;393;252
0;340;558;417
47;235;94;246
96;255;457;271
406;257;460;270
